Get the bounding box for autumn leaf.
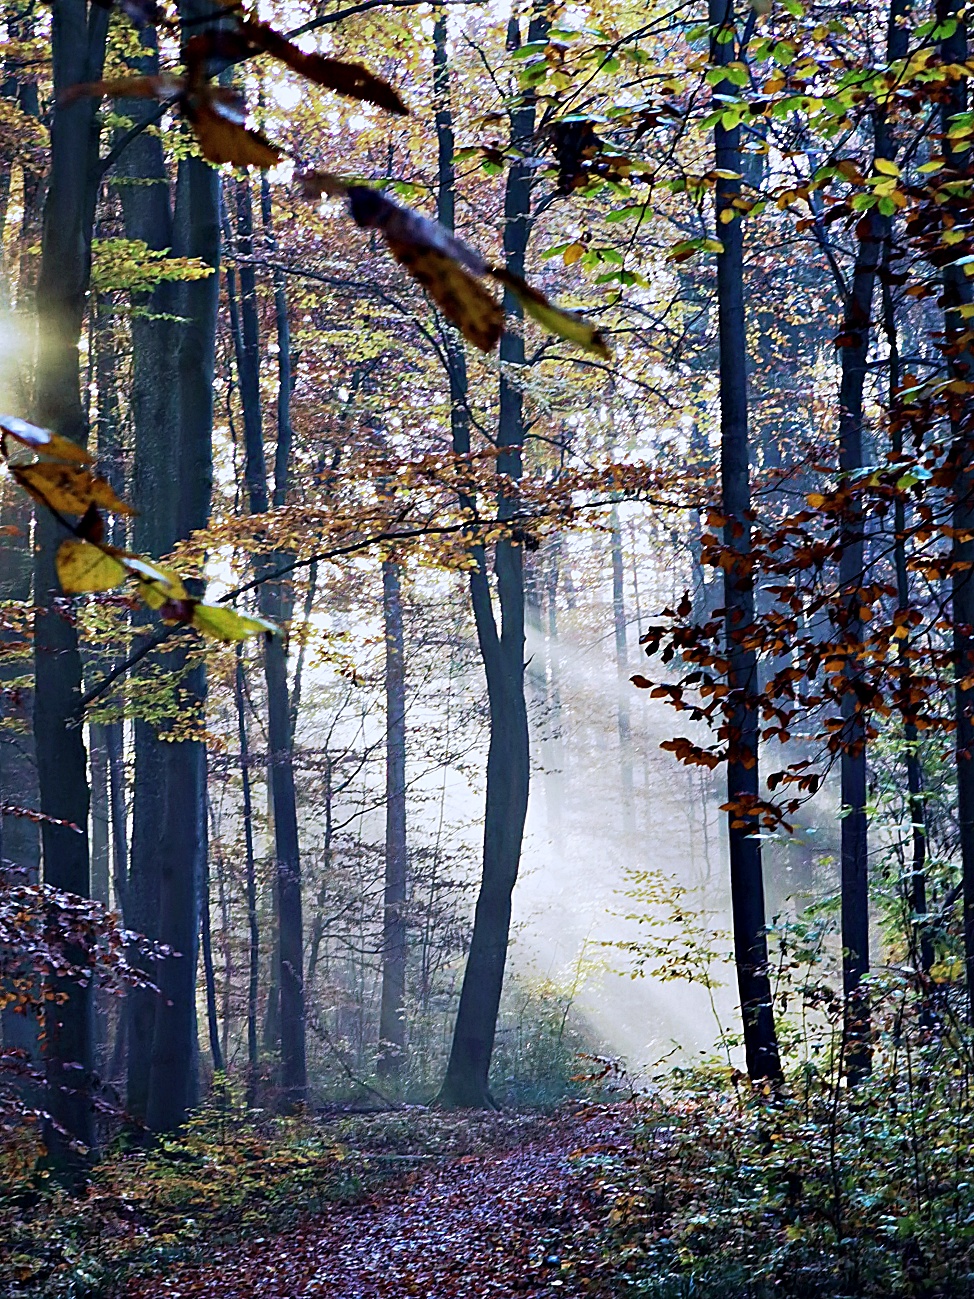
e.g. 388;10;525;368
184;100;282;168
237;20;408;115
56;539;127;594
191;603;278;642
60;74;184;106
122;556;189;609
12;463;136;517
0;415;93;464
492;268;610;359
346;187;503;352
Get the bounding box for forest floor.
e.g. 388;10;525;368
120;1103;630;1299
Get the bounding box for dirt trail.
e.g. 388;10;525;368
125;1107;626;1298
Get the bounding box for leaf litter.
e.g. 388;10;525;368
123;1106;628;1298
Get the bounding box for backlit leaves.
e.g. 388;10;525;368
0;415;277;644
56;539;127;594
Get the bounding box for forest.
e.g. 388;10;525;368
4;0;974;1294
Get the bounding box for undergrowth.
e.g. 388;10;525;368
598;981;974;1299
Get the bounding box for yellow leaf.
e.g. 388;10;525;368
492;268;610;358
122;556;189;608
562;241;585;266
806;492;827;507
12;463;135;516
191;603;278;642
874;157;900;177
0;415;93;463
56;539;126;593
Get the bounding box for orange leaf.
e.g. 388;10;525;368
387;240;503;352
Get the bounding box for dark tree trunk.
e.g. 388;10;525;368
32;0;109;1172
116;25;178;1123
709;0;781;1082
378;559;408;1078
143;132;217;1132
437;6;544;1108
227;175;306;1108
937;0;974;1024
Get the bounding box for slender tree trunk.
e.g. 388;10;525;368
709;0;781;1081
437;5;544;1107
0;492;40;1067
228;175;306;1107
378;559;408;1077
610;505;634;826
32;1;108;1171
937;0;974;1024
201;843;224;1074
234;647;260;1095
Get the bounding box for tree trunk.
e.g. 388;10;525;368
234;647;260;1095
143;129;217;1132
610;505;634;826
227;174;306;1108
378;559;408;1078
437;5;544;1108
937;0;974;1025
32;0;109;1172
116;25;178;1123
709;0;781;1082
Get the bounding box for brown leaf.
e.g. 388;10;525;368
388;240;504;352
239;20;408;115
60;75;183;106
0;416;93;464
185;100;282;168
344;187;501;350
299;169;349;201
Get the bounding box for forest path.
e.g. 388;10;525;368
124;1105;626;1298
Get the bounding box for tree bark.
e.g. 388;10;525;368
437;5;544;1107
378;559;408;1077
116;25;178;1123
32;0;108;1171
937;0;974;1025
227;175;306;1107
709;0;781;1082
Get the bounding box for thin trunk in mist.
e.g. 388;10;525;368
234;647;260;1091
882;269;934;991
610;505;633;824
709;0;781;1082
378;559;408;1078
32;1;108;1170
227;174;306;1107
201;842;224;1074
436;6;543;1107
832;0;911;1082
0;488;40;1065
938;0;974;1024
